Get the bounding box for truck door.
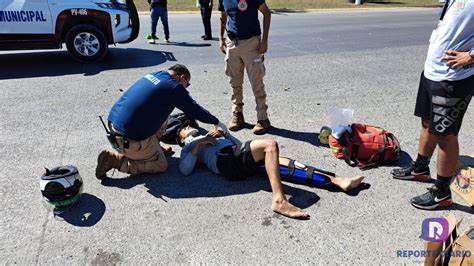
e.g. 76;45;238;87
0;0;53;34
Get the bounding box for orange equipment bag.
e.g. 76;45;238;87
328;123;401;170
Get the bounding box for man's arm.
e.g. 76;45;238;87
443;49;474;69
224;130;242;146
258;2;271;54
207;127;242;146
179;137;217;175
179;144;198;176
174;87;219;125
219;11;227;54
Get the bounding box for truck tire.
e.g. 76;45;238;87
65;25;107;63
122;0;140;43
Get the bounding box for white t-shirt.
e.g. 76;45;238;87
424;0;474;82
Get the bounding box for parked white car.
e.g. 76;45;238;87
0;0;140;62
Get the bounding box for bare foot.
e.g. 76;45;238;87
332;175;365;191
271;198;310;220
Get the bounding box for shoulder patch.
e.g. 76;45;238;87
144;74;161;85
237;0;248;11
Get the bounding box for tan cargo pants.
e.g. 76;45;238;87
115;121;168;175
225;36;268;120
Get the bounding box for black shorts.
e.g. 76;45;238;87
216;141;258;181
414;72;473;136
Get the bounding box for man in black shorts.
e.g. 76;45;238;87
391;0;473;209
177;125;365;219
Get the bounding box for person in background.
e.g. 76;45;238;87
391;0;473;210
147;0;170;44
218;0;272;134
198;0;213;40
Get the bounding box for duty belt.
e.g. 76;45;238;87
227;33;253;45
108;122;129;149
99;116;129;150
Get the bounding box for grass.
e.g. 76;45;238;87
134;0;441;12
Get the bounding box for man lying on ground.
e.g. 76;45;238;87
177;125;365;220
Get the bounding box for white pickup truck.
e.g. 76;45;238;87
0;0;140;62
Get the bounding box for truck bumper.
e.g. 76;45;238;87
114;26;133;43
109;10;132;43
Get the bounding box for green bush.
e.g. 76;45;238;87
134;0;440;12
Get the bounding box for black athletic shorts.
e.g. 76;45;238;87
216;141;258;181
414;72;473;136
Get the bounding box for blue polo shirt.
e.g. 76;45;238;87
108;71;219;141
218;0;265;39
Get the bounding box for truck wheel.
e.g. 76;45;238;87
124;0;140;43
65;25;107;63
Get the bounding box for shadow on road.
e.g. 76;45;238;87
266;125;323;146
101;157;322;209
271;9;308;15
0;47;175;80
156;41;212;47
459;155;474;166
397;150;414;166
447;203;474;214
415;202;474;214
56;193;106;227
323;183;371;196
101;154;370;210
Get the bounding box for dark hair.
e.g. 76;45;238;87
176;126;185;147
168;64;191;80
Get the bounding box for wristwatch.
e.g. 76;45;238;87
470;48;474;58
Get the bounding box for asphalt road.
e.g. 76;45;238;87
1;9;473;264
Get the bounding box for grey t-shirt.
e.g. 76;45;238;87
424;0;474;81
179;132;242;175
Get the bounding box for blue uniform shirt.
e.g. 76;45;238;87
108;71;219;141
218;0;265;39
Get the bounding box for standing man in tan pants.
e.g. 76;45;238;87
218;0;271;135
96;64;226;179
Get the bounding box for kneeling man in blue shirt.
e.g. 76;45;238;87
96;64;225;179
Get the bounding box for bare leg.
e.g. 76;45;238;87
250;139;310;219
278;157;365;192
418;118;437;157
436;134;458;177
